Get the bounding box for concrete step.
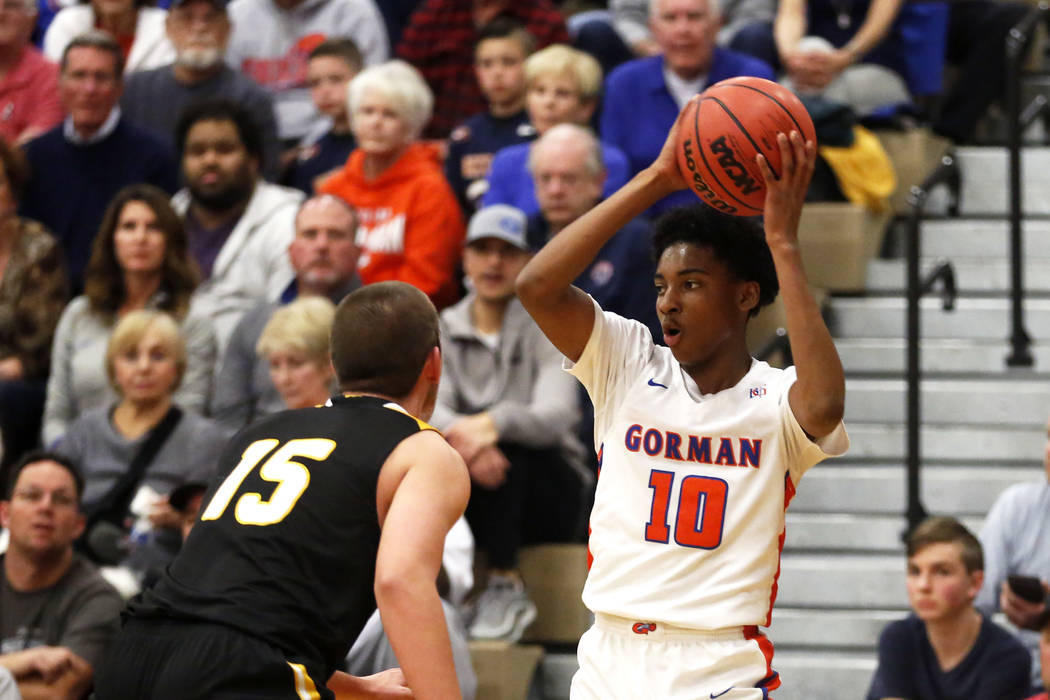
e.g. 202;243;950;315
772;651;877;700
931;146;1050;217
771;608;897;650
785;513;906;552
777;554;907;608
866;258;1050;293
835;337;1050;374
827;297;1050;341
913;218;1050;260
844;377;1050;426
792;464;1042;516
845;422;1043;462
784;512;984;553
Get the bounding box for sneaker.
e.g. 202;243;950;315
468;574;537;641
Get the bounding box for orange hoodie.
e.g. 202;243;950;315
319;142;465;308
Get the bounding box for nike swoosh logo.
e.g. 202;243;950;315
711;689;733;699
648;378;668;389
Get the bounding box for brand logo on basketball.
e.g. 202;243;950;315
632;622;657;635
681;139;738;215
709;135;760;195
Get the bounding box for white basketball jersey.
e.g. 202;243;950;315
568;301;849;630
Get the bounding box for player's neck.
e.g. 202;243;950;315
924;605;982;672
680;345;752;396
346;390;424;418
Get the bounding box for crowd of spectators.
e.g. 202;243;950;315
0;0;1045;697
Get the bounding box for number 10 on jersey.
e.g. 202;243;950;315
645;470;728;549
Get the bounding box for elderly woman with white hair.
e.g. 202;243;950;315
319;59;464;309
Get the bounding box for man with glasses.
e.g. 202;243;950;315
0;451;124;700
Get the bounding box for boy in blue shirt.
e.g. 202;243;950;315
445;17;536;214
285;38;362;194
869;517;1031;700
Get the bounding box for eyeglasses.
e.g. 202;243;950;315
11;488;78;509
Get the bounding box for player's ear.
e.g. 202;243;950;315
738;280;760;315
423;345;441;385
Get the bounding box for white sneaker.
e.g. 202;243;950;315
468;574;537;641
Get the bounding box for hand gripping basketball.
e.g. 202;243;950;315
675;77;816;216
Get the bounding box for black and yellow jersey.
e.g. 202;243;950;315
128;394;436;678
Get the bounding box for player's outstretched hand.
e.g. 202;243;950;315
756;130;815;247
329;668;413;699
366;668;413;699
648;95;698;195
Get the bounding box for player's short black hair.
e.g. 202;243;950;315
651;205;778;318
475;16;536;55
331;281;441;399
308;37;364;73
4;450;84;503
175;98;264;163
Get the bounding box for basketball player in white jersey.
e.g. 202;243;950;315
515;97;849;698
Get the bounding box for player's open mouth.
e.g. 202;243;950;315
663;327;681;346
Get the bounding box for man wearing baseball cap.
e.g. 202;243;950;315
430;204;592;642
120;0;280;176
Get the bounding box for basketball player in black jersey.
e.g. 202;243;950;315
94;282;470;700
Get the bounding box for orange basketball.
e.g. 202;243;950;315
675;76;816;216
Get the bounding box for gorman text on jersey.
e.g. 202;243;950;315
623;423;762;468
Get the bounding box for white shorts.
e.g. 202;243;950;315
570;613;780;700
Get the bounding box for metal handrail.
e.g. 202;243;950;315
1004;1;1049;366
904;156;961;535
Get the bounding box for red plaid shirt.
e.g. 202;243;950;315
397;0;569;138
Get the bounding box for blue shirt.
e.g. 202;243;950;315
482;139;631;217
284;131;356;195
600;50;775;216
867;614;1031;700
445;110;536;212
526;212;659;342
20;118;177;292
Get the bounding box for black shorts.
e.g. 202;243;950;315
94;616;333;700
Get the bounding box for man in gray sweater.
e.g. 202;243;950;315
431;204;591;642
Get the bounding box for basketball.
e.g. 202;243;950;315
675;76;816;216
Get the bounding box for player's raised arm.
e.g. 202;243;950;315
373;430;470;700
756;131;846;439
516;99;698;362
